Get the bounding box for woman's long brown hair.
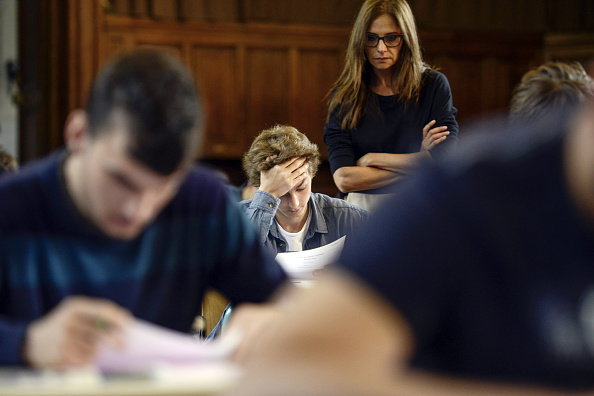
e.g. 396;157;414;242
327;0;427;130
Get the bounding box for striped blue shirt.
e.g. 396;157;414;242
0;151;287;365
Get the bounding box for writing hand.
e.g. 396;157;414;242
421;120;449;151
23;296;131;369
259;157;309;198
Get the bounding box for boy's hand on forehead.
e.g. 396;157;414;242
259;156;309;199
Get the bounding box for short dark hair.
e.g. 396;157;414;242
242;125;321;187
509;62;594;125
86;49;203;175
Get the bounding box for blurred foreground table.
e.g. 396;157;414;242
0;363;240;396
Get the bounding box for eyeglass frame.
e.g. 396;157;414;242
363;33;404;48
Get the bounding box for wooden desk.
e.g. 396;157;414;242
202;289;229;336
0;364;240;396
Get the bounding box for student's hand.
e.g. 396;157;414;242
421;120;449;151
259;157;309;198
223;302;286;365
22;296;132;369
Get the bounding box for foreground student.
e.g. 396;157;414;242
240;124;368;254
0;49;286;368
225;100;594;394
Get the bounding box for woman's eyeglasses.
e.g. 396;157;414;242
364;33;404;48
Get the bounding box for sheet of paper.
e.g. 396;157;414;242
275;236;345;280
93;319;240;373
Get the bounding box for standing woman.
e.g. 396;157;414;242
324;0;458;212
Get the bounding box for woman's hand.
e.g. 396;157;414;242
421;120;449;151
356;153;377;168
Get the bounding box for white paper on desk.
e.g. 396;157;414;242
93;319;240;373
275;236;345;280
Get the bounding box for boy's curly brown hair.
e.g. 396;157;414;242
242;125;320;187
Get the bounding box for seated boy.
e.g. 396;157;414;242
240;124;368;254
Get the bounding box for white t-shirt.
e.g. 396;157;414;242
276;211;312;252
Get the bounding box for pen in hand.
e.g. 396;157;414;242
191;315;206;341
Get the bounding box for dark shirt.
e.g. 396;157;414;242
324;70;459;194
0;151;287;365
339;131;594;390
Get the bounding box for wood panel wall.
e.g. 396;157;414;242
545;33;594;66
19;0;594;194
109;0;363;26
107;0;594;32
63;9;544;163
98;17;348;159
421;31;542;125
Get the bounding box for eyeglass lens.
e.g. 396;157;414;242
365;34;402;47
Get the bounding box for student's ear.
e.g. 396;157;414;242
63;110;89;152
